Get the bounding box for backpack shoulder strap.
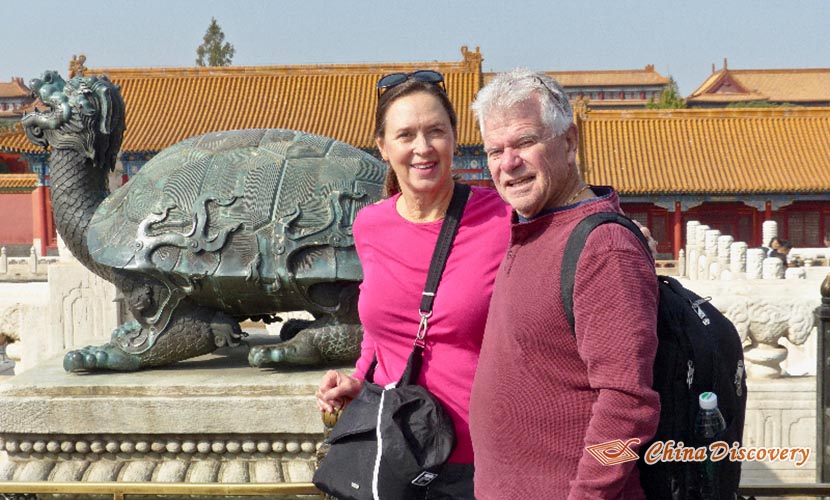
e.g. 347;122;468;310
561;212;650;335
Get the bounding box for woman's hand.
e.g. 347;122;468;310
316;370;363;413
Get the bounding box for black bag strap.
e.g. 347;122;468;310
419;182;471;315
402;183;469;386
560;212;649;335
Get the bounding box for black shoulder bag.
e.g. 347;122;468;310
313;183;471;500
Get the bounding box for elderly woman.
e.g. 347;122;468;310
316;71;510;498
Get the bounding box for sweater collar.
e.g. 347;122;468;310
515;186;612;223
510;186;618;242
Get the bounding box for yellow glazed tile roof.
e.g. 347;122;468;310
4;56;830;197
3;47;484;154
104;70;482;152
578;107;830;195
484;65;669;87
0;173;37;192
91;54;482;79
684;92;769;103
576;98;652;108
0;78;30;99
0;127;35;154
0;98;43;119
689;68;830;103
545;66;669;87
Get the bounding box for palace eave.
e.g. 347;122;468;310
689;66;830;103
579;107;830;195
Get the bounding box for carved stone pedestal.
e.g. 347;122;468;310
0;335;333;499
3;261;126;375
741;377;816;484
47;261;126;360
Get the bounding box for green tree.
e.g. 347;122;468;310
646;77;686;109
196;18;235;67
726;100;793;108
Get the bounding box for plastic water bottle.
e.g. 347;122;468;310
695;392;726;500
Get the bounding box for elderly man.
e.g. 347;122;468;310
468;69;660;499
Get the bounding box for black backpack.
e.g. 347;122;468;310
561;212;747;500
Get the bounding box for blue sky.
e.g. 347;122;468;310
2;0;828;97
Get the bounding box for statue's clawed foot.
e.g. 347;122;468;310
63;319;148;372
248;319;362;368
63;343;141;372
63;309;240;372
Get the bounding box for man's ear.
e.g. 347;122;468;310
565;123;579;154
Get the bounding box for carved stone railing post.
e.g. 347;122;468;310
695;224;710;280
28;247;38;274
763;220;778;249
730;241;747;278
704;229;721;279
817;273;830;482
746;248;765;280
717;234;733;279
685;220;699;279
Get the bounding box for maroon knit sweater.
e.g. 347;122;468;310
470;187;660;500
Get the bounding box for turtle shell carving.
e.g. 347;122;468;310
88;128;386;318
23;71;384;371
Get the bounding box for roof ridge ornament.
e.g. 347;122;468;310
69;54;87;79
573;96;590;119
460;46;482;69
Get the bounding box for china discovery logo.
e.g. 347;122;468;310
586;439;811;468
585;438;641;466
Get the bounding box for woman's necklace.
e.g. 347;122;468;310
565;185;591;205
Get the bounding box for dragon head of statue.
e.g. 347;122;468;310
22;70;126;172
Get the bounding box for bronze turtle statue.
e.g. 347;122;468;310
22;70;385;372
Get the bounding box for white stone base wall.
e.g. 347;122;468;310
740;377;817;484
0;339;333;493
0;432;319;484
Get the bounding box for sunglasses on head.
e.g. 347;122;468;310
376;70;445;99
533;75;569;110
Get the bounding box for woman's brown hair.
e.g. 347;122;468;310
374;78;458;197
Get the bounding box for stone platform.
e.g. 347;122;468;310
0;334;340;495
742;377;817;485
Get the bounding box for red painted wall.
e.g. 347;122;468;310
0;193;33;245
0;153;28;174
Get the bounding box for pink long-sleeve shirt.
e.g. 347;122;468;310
353;186;511;464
